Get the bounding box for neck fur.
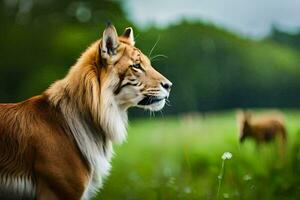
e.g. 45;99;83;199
46;42;128;144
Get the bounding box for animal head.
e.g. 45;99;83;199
99;23;172;111
238;111;252;143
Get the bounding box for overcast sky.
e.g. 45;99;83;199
125;0;300;38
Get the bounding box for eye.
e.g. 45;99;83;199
130;63;145;72
131;63;142;69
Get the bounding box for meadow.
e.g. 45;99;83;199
96;110;300;200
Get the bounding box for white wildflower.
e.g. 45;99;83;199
221;152;232;160
184;186;191;194
243;174;252;181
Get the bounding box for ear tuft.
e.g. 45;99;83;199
105;20;113;28
123;27;132;38
122;27;135;46
102;22;119;56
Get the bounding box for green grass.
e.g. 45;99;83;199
95;110;300;200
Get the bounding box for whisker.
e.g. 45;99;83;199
145;93;160;95
160;110;165;118
146;89;160;92
150;54;168;61
142;92;159;96
166;99;172;106
149;110;155;118
148;35;161;58
152;110;156;117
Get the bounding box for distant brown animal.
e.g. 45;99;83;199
238;111;287;145
0;23;172;200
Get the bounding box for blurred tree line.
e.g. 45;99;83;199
267;26;300;51
1;0;300;116
137;23;300;114
0;0;134;101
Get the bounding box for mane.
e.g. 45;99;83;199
45;41;128;144
45;40;129;197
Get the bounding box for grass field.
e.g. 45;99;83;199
95;110;300;200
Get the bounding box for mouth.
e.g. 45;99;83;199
138;95;165;106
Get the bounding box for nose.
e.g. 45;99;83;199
161;81;172;91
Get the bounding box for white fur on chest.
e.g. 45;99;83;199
57;76;129;199
0;175;35;199
82;144;113;200
64;112;111;199
62;104;127;199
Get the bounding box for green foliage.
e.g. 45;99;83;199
1;2;300;199
96;111;300;200
0;0;135;102
1;1;300;113
267;26;300;51
135;22;300;115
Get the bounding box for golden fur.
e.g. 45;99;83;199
0;24;172;199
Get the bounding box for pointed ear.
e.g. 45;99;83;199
101;22;119;57
122;27;135;46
